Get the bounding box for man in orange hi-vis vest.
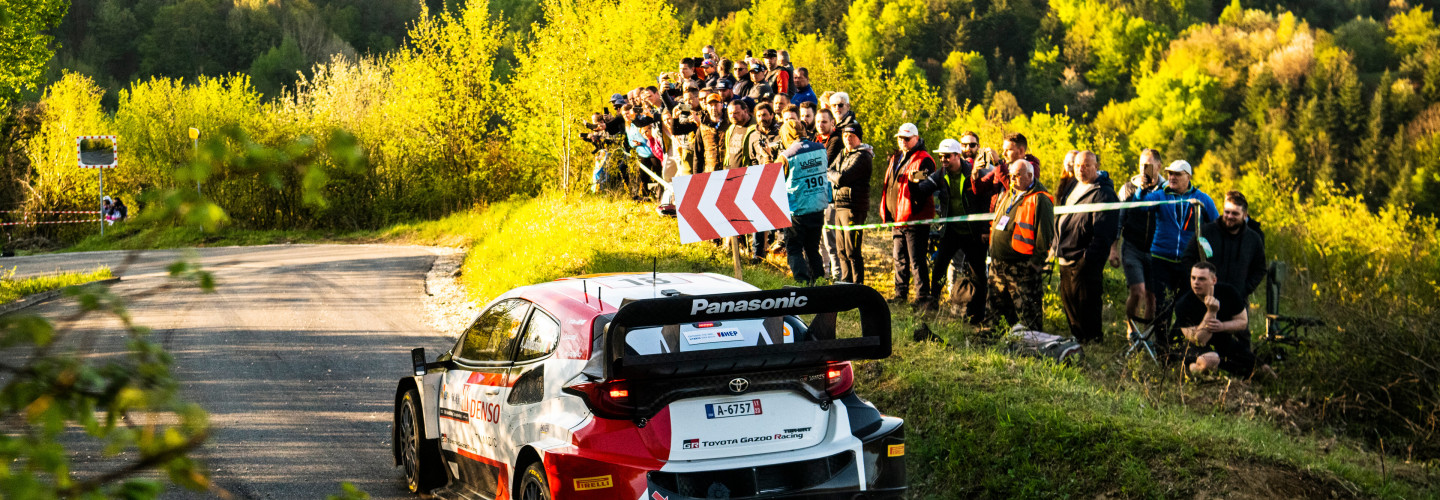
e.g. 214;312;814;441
986;159;1056;331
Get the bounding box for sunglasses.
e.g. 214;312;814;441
960;142;978;147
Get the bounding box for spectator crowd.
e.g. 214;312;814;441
585;45;1270;379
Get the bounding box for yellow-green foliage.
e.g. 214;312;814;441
508;0;683;190
0;266;112;304
1240;176;1440;443
27;73;108;210
387;192;790;304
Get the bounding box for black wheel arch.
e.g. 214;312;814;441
393;377;420;466
511;446;544;499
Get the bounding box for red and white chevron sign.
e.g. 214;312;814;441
673;163;791;244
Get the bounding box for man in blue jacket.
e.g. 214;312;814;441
1141;160;1218;306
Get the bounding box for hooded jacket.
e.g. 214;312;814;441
1142;185;1219;261
1182;221;1266;298
1055;172;1120;263
828;144;873;215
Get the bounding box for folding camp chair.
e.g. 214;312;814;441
1123;298;1176;364
1257;260;1324;363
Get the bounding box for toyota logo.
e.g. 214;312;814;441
727;378;750;393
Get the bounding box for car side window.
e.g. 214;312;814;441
458;299;531;362
514;310;560;362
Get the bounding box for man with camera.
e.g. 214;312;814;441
915;135;990;322
663;84;706;176
880;123;940;306
1111;149;1165;337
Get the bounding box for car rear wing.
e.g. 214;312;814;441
604;284;891;380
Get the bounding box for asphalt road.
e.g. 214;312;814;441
4;245;456;499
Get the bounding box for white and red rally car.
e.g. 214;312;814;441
393;272;905;500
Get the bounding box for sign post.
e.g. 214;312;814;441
672;163;791;279
76;136;118;236
189;127;201;195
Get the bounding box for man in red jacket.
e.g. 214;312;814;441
880;123;939;306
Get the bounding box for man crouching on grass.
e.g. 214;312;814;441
1173;262;1263;377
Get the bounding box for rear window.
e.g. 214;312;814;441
624;316;808;355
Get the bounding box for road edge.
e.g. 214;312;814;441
0;277;123;317
422;248;475;338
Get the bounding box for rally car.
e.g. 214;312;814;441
392;272;906;499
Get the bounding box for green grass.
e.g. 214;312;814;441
0;267;114;304
388;192;1436;498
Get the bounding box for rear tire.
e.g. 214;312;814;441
518;462;552;500
397;387;446;494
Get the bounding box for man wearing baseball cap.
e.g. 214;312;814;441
762;49;792;97
1139;159;1219;308
880;122;941;306
914;137;991;321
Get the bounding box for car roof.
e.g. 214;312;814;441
513;272;758;319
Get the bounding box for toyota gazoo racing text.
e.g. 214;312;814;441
391;272;905;499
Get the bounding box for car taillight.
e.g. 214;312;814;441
564;380;636;418
825;361;854;397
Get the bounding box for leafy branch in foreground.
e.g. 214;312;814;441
0;128;363;498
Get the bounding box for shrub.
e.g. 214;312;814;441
1241;175;1440;455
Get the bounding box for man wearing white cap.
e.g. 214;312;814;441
914;137;990;321
1139;159;1219;307
879;122;939;305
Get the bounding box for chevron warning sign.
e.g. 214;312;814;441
673;163;791;244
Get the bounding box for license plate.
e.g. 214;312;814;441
705;399;762;419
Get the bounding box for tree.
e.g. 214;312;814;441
1386;6;1438;58
1357;70;1393;203
843;0;928;70
1333;17;1392;73
249;36;306;97
138;0;235;78
1127;65;1227;156
0;0;69;103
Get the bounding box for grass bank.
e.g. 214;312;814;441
0;267;114;304
384;192;1434;498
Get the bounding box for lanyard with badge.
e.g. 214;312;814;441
995;189;1025;231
